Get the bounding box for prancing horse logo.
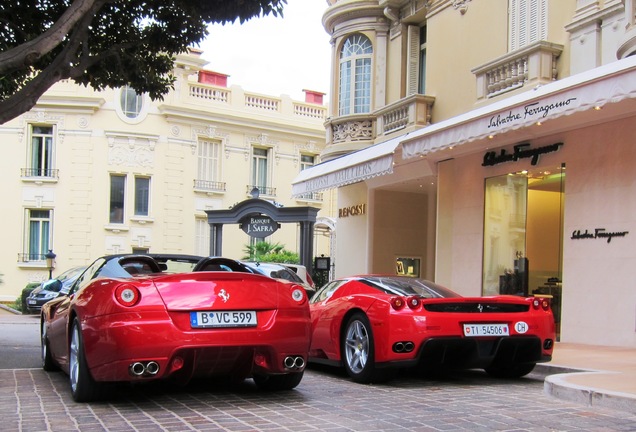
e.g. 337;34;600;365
477;304;483;313
218;289;230;303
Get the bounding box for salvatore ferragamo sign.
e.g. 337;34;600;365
571;228;629;243
482;142;563;167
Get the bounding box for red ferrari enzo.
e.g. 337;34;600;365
40;254;311;402
308;275;555;383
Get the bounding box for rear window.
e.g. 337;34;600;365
361;276;461;299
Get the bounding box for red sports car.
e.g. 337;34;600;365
40;254;311;402
308;275;555;383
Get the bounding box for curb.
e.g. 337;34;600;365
0;304;21;315
536;364;636;415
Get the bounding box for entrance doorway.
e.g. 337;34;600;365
482;163;565;337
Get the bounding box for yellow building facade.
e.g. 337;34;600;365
0;49;334;302
295;0;636;347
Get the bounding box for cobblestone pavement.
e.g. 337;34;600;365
3;366;636;432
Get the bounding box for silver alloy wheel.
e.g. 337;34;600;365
69;323;80;393
344;319;369;374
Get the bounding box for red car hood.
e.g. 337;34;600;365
150;272;282;311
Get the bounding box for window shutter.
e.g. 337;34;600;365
406;25;420;96
509;0;546;51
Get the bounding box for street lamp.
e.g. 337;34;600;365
45;249;56;279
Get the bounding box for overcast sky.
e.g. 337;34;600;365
199;0;332;101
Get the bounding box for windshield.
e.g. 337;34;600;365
362;276;461;299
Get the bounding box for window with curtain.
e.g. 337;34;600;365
120;86;143;119
134;176;150;216
27;209;51;260
29;125;54;177
109;174;126;224
509;0;547;51
251;147;270;189
338;34;373;116
197;139;222;182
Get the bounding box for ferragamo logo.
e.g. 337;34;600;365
571;228;629;243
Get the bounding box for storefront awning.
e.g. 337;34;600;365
402;55;636;159
291;135;405;196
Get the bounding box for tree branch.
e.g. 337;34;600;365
0;0;108;75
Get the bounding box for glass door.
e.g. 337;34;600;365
483;164;565;337
482;174;528;297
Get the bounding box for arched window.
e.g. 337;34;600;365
338;34;373;116
120;86;143;119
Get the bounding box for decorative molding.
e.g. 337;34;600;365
332;120;374;143
106;134;158;168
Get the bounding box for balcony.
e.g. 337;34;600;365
294;191;323;203
246;185;276;198
375;94;434;136
322;94;435;161
472;41;563;100
17;253;46;263
170;81;327;124
193;179;226;194
21;168;59;183
618;26;636;59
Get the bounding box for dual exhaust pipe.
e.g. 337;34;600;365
393;341;415;353
283;356;305;370
129;361;160;377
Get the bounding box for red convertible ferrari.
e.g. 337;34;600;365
40;254;311;402
308;275;555;383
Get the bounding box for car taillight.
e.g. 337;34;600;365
390;296;405;310
115;285;140;307
532;297;551;311
291;287;305;304
406;296;421;310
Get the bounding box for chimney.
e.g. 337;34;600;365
303;89;325;105
198;70;230;87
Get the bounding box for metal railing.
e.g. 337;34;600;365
295;191;323;202
17;253;46;262
246;185;276;197
21;168;59;178
193;179;226;192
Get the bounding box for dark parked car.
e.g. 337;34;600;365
26;266;86;314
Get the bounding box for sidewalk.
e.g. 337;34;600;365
1;304;635;414
537;342;636;414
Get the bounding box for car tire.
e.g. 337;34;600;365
341;312;378;384
253;372;304;391
69;318;103;402
485;362;536;379
41;320;57;371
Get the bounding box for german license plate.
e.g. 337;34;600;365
463;323;509;337
190;311;257;328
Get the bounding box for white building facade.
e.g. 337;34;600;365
0;49;332;302
294;0;636;347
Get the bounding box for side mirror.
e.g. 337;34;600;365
42;279;63;293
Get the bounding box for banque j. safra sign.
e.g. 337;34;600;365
240;215;280;238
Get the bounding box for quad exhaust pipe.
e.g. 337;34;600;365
393;341;415;353
283;356;305;370
129;361;160;377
